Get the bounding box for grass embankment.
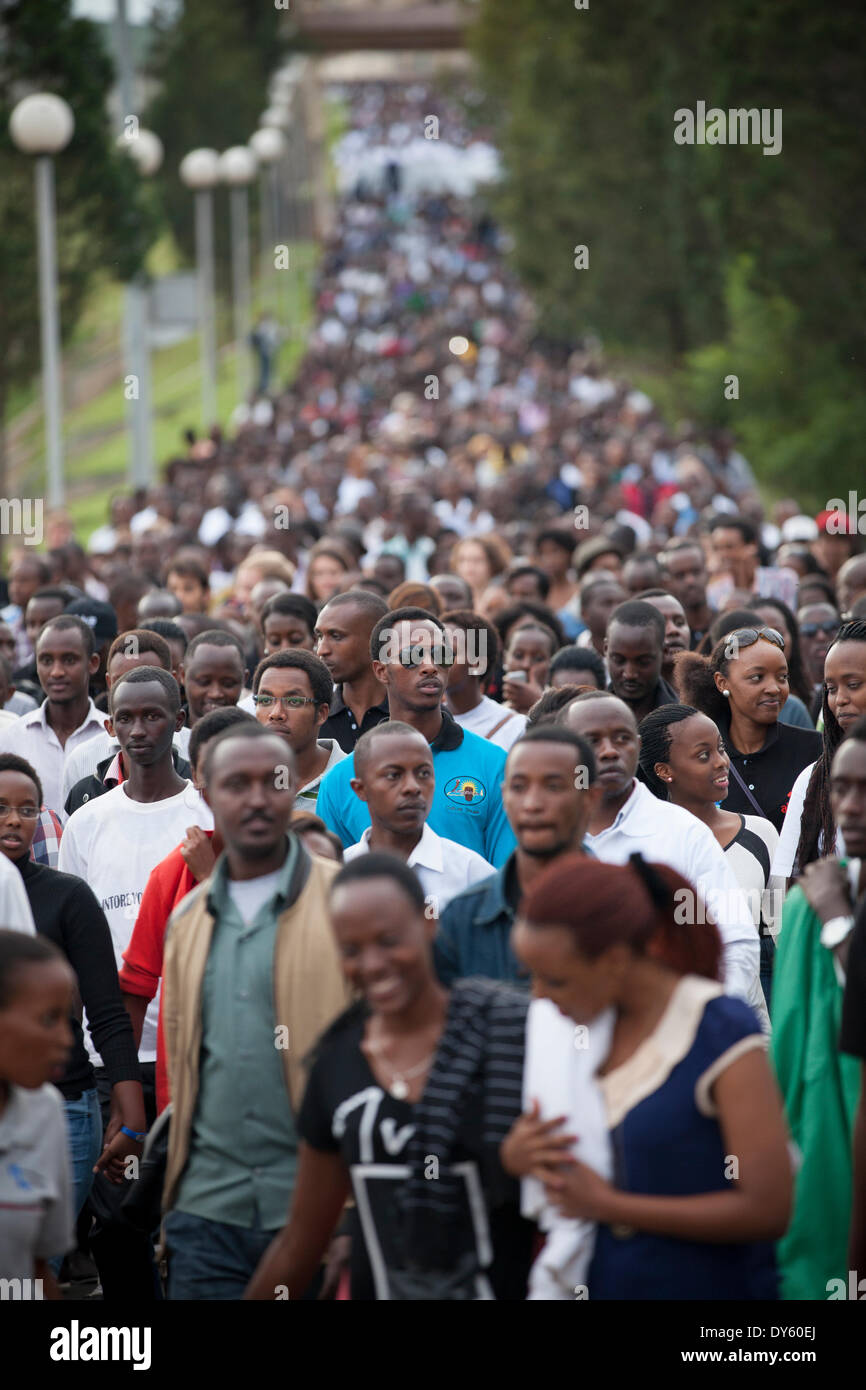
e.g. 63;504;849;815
9;235;316;540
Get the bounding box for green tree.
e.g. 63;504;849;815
472;0;866;503
144;0;290;277
472;0;728;356
0;0;157;504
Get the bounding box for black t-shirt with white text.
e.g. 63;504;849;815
298;1002;532;1300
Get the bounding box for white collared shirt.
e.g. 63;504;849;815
60;725;192;809
343;821;495;916
586;779;764;1020
0;699;109;821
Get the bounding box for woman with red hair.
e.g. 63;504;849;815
505;853;792;1299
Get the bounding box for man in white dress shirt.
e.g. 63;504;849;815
0;616;108;820
559;691;764;1016
343;720;493;916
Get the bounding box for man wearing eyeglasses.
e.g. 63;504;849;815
251;649;347;816
316;608;516;866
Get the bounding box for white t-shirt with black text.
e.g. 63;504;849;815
58;781;213;1063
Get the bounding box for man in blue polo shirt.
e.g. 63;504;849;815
316;608;515;866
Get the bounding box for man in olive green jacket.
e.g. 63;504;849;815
161;724;349;1299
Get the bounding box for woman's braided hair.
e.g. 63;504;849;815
637;705;701;799
793;619;866;874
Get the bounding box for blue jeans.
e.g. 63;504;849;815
50;1089;102;1274
165;1210;277;1300
65;1089;103;1218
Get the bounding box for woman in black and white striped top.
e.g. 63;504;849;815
639;705;784;1009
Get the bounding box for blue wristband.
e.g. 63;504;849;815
121;1125;146;1142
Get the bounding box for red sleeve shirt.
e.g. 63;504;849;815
119;841;205;997
119;833;211;1112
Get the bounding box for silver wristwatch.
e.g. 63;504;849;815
820;915;855;950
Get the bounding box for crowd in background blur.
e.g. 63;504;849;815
2;82;866;1307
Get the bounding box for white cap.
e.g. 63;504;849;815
781;514;819;543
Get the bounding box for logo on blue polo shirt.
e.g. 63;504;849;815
444;776;487;807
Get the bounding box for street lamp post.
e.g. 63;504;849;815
249;125;285;309
259;110;290;260
219;146;257;405
117;129;163;489
113;0;163;491
9;93;75;509
179;148;220;430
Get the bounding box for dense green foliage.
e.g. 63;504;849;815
143;0;290;277
0;0;155;429
471;0;866;503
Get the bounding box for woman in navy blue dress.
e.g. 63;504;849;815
507;853;792;1300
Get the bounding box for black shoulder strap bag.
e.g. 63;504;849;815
726;758;768;820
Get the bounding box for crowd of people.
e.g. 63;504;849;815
2;81;866;1304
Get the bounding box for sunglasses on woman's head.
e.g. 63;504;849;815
728;626;785;650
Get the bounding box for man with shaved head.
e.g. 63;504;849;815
344;720;493;913
315;590;390;752
429;572;473;612
604;599;678;723
434;724;599;986
659;541;714;649
837;554;866;618
557;691;763;1014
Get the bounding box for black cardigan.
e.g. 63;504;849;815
15;856;141;1099
720;716;822;833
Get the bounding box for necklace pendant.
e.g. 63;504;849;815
390;1078;409;1101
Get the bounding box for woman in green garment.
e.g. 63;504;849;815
771;717;866;1298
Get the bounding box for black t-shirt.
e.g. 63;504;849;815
16;857;140;1098
299;1002;532;1300
319;690;389;754
840;896;866;1060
